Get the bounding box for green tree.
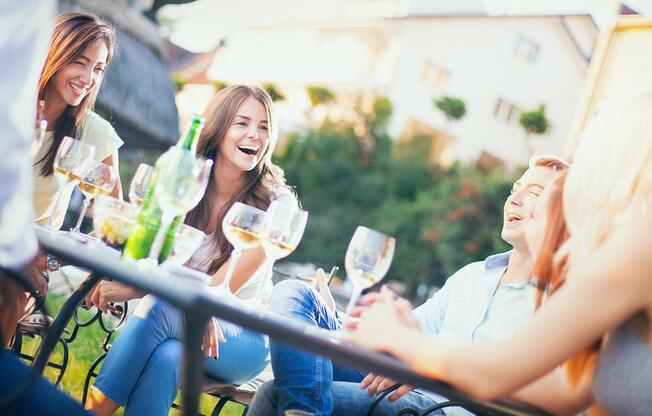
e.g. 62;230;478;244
263;82;285;102
212;81;228;93
434;96;466;129
305;86;336;107
276;94;515;295
519;104;550;157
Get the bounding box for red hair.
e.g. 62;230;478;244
532;173;600;387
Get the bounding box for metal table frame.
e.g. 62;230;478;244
34;228;549;416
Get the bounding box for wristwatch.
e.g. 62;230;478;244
46;253;60;273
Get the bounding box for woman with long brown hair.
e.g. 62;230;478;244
33;12;123;229
86;85;298;416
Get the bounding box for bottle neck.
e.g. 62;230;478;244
177;118;204;153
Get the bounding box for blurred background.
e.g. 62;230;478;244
60;0;652;300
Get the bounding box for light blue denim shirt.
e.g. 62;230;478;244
412;251;536;415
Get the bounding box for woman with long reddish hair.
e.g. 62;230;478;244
33;12;123;229
348;92;652;415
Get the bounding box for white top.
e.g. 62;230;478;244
32;110;124;229
0;0;54;270
186;186;298;304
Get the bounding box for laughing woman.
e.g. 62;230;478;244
86;85;298;416
33;12;123;230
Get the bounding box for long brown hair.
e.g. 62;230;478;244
532;173;600;387
186;85;289;274
36;12;115;176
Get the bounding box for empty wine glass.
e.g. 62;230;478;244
128;163;154;206
45;137;96;230
71;160;117;237
31;100;47;157
219;202;267;295
147;147;213;263
252;201;308;302
343;226;396;315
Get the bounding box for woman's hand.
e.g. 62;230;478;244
345;286;422;361
202;317;226;359
84;281;142;312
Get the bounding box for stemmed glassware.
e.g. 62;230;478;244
31;100;47;158
128;163;154;206
147;147;213;263
70;160;117;237
253;201;308;301
343;226;396;315
219;202;267;295
46;137;96;230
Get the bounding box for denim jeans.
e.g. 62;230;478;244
93;295;269;416
247;280;440;416
250;379;442;416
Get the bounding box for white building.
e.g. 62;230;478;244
175;1;598;167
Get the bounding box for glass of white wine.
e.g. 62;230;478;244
343;226;396;315
147;147;213;263
70;160;116;236
252;200;309;302
45;137;96;230
219;202;267;295
128;163;154;206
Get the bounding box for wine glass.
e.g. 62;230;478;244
253;201;308;301
147;147;213;263
93;195;140;253
219;202;267;295
31;100;47;157
70;160;117;236
343;226;396;315
45;137;96;230
128;163;154;206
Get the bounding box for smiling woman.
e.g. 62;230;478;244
33;12;124;230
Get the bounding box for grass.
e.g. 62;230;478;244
18;294;246;416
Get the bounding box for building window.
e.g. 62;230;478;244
513;35;539;63
494;98;521;123
421;62;448;89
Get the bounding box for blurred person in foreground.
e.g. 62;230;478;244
248;155;569;416
0;1;89;414
348;92;652;416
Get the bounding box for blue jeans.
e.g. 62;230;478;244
248;280;438;416
93;295;269;416
251;380;441;416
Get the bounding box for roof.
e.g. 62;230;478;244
96;30;179;149
61;0;179;148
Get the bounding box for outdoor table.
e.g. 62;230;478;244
34;226;550;416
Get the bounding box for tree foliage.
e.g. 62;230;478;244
263;82;285;102
277;95;515;294
519;105;550;135
306;86;336;107
434;96;467;122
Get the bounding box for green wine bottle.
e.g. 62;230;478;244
123;115;205;262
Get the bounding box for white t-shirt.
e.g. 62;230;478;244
186;186;298;304
32;111;123;228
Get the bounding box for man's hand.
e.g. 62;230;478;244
314;268;336;313
360;373;414;402
84;281;141;312
202;317;226;359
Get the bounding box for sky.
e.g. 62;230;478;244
161;0;652;52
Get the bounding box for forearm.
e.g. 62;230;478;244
508;369;593;415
